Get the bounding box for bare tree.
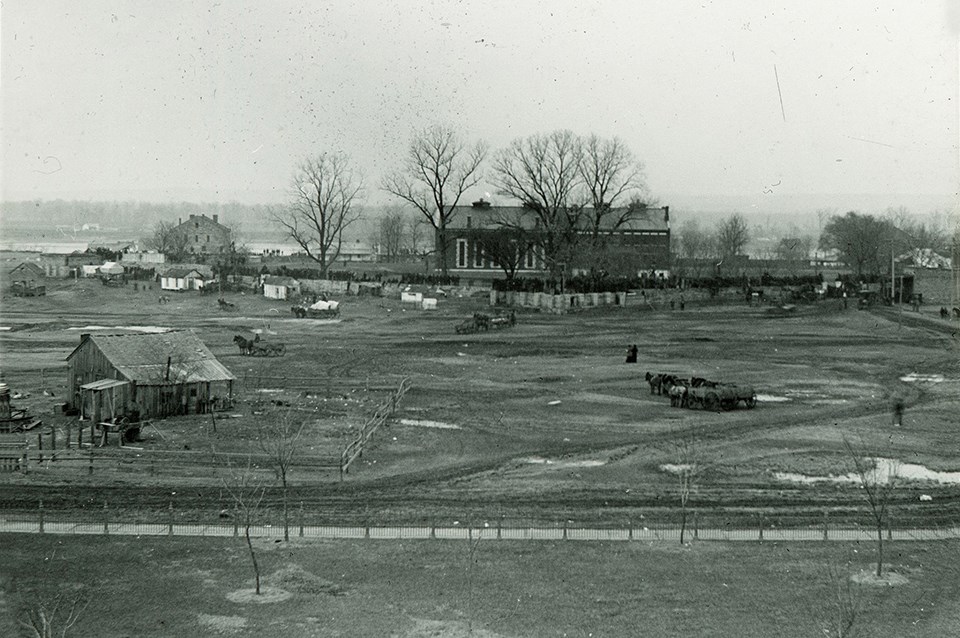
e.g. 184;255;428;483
716;214;750;261
579;135;650;234
381;125;487;275
491;130;585;277
675;220;717;279
842;436;898;578
823;562;860;638
377;207;407;262
476;227;527;282
258;409;306;542
819;212;892;280
18;587;89;638
673;427;702;545
223;462;267;595
273;153;364;278
142;220;190;262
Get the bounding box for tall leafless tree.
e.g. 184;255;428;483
673;426;702;545
376;207;407;262
579;135;650;234
716;213;750;261
675;220;717;279
274;153;364;278
381;125;487;275
258;409;306;542
819;212;892;279
491;130;585;277
142;220;190;262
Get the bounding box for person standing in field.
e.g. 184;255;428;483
892;397;905;427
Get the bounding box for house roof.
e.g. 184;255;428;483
446;204;670;232
67;331;235;385
263;275;300;286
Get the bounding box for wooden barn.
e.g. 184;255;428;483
8;262;46;296
66;331;235;420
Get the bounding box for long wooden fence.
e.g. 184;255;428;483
339;377;410;479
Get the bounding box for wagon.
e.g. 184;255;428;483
291;301;340;319
686;383;756;410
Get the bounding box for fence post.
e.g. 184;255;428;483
758;514;764;542
628;520;633;541
78;424;83;448
51;427;56;457
103;500;109;535
299;501;304;538
168;501;174;536
66;423;71;450
88;451;94;475
694;512;699;540
21;443;29;474
823;510;829;541
562;522;568;540
887;515;893;541
37;432;43;464
39;500;44;534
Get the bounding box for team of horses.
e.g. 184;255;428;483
940;307;960;319
643;372;757;410
233;335;285;357
645;372;719;408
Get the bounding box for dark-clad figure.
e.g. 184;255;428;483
625;344;638;363
892;397;905;427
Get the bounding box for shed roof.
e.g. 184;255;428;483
80;379;129;391
263;275;300;287
67;331;235;385
162;267;205;279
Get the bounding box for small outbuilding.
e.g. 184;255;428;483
160;267;207;291
66;330;235;420
8;262;46;296
262;275;301;300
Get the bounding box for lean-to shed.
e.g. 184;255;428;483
66;331;235;419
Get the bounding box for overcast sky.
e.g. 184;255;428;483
2;1;957;213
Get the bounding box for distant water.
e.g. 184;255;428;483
0;223;301;255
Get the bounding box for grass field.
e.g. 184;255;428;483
3;534;960;637
1;274;959;635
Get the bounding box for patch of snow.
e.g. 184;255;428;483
660;463;695;474
68;325;171;333
547;400;562;405
776;458;960;485
399;418;461;430
900;373;945;383
756;394;790;402
0;327;11;331
523;456;605;468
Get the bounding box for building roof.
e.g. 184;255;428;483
175;214;231;233
263;275;300;287
67;331;235;385
11;262;45;277
446;203;670;232
162;267;205;279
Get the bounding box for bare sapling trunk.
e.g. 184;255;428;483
244;523;261;595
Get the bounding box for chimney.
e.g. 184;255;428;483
472;198;491;209
663;206;670;223
189;214;195;220
80;333;91;344
213;214;219;224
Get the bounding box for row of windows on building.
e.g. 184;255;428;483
455;239;540;270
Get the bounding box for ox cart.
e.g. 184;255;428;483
685;383;756;411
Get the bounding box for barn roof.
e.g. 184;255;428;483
11;262;45;277
67;331;235;385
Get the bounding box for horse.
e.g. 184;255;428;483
158;295;171;304
291;306;307;318
218;298;236;311
941;307;950;319
691;377;718;388
668;383;689;408
644;372;664;395
233;335;254;355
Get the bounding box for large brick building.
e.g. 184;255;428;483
438;199;671;279
175;214;232;256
